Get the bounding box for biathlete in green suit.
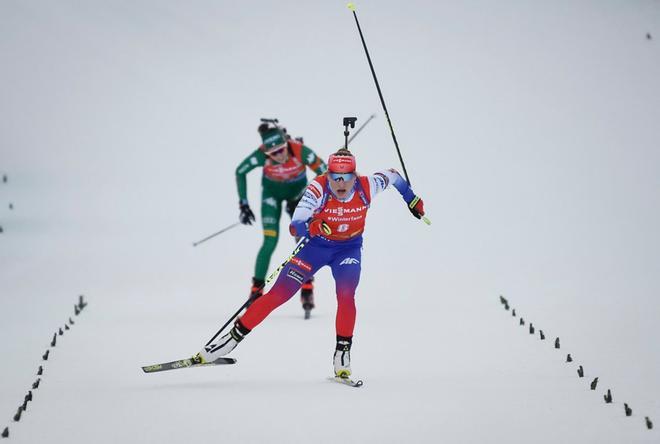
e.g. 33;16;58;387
235;121;327;316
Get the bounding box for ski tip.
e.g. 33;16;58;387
422;216;431;226
347;3;356;11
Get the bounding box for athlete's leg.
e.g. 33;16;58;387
329;244;362;376
254;191;283;281
199;240;331;362
240;239;331;330
329;245;362;338
285;192;315;311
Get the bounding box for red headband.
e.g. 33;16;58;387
328;154;356;173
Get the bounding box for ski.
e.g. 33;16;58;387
329;376;364;388
141;357;236;373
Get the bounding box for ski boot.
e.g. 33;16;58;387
300;279;315;319
198;320;250;363
333;336;352;378
246;277;265;308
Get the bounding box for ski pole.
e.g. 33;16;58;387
265;236;309;285
348;4;431;226
192;222;241;247
347;3;412;185
204;298;253;347
347;113;376;145
204;236;310;346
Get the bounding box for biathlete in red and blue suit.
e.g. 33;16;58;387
196;147;425;378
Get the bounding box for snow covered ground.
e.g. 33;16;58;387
1;1;659;442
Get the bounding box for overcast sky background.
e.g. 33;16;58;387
1;1;659;442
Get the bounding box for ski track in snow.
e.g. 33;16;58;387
1;1;659;443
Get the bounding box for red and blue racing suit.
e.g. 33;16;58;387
238;169;419;338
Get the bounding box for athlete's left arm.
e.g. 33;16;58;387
301;145;327;175
368;169;425;219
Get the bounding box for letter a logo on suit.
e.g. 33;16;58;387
339;258;360;266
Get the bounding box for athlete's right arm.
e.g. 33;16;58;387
289;179;324;237
235;149;266;203
301;145;327;175
368;169;425;219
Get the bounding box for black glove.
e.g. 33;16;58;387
407;195;425;219
239;202;256;225
285;199;299;218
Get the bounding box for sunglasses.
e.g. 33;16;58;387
266;145;287;157
329;172;356;182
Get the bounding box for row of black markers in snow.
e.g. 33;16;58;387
0;173;12;234
1;295;88;439
498;295;653;432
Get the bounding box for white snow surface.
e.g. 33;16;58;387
1;1;660;443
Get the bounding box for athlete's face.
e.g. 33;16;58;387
266;144;289;164
328;172;356;199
